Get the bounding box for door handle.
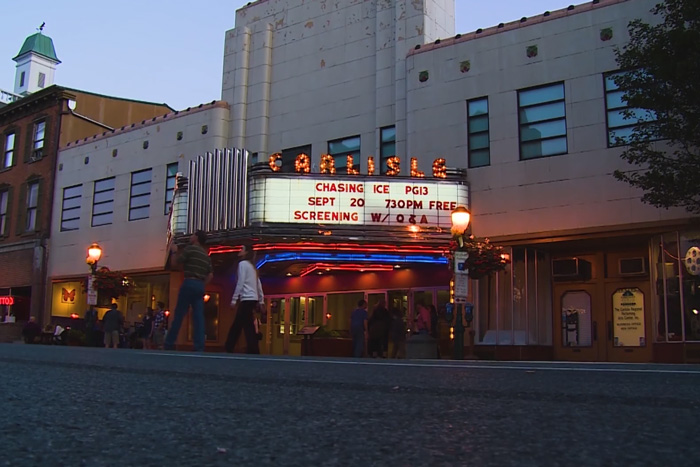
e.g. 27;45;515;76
607;321;613;341
592;321;597;341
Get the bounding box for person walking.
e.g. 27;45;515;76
164;230;213;352
225;243;264;354
350;299;369;358
102;303;124;349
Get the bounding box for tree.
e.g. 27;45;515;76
612;0;700;213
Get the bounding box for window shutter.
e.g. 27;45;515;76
42;116;52;158
11;128;20;167
0;185;11;237
15;182;26;235
34;178;43;232
23;124;33;163
4;186;13;236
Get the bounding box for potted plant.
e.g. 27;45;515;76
83;266;132;301
65;329;86;346
448;236;510;279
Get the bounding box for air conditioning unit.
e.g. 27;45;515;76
619;257;647;276
29;149;42;162
552;258;591;281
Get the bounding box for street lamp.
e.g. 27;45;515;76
86;242;102;274
450;206;472;360
451;206;471;237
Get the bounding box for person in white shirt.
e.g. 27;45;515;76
225;243;264;353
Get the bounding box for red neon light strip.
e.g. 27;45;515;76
209;242;446;255
299;263;394;277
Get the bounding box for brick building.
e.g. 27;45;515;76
0;31;172;329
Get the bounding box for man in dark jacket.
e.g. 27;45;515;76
102;303;124;349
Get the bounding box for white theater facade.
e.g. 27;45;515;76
47;0;700;362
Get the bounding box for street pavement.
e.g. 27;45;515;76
1;344;699;466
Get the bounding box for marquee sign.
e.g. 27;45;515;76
249;176;468;228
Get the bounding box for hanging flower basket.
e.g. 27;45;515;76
83;267;132;300
448;236;510;279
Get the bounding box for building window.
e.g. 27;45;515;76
518;82;567;160
328;135;360;175
32;120;46;159
38;73;46;88
604;71;657;147
0;190;8;236
280;145;312;173
92;177;115;227
467;98;490;168
3;132;15;169
25;181;39;231
164;163;178;215
19;71;25;87
129;168;152;221
380;127;395;175
60;184;82;232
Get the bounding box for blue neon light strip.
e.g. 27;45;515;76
256;252;448;269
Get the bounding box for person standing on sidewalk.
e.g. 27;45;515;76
151;301;166;350
102;303;124;349
225;243;264;354
164;231;213;352
350;299;369;358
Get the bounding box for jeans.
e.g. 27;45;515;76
352;329;365;358
165;278;206;351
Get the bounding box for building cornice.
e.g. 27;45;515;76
0;85;74;123
62;100;230;150
408;0;631;57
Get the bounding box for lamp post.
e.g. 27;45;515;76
451;206;471;360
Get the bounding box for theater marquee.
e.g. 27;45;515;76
249;176;468;228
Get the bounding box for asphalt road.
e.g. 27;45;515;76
1;344;699;466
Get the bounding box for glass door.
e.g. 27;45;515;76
307;296;324;326
270;297;286;355
553;284;604;361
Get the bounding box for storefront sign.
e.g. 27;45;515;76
269;153;450;179
0;296;14;306
61;288;76;303
454;251;469;275
612;288;645;347
454;274;468;301
250;177;468;228
86;275;97;306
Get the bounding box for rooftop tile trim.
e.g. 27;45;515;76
62;100;230;150
408;0;630;56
